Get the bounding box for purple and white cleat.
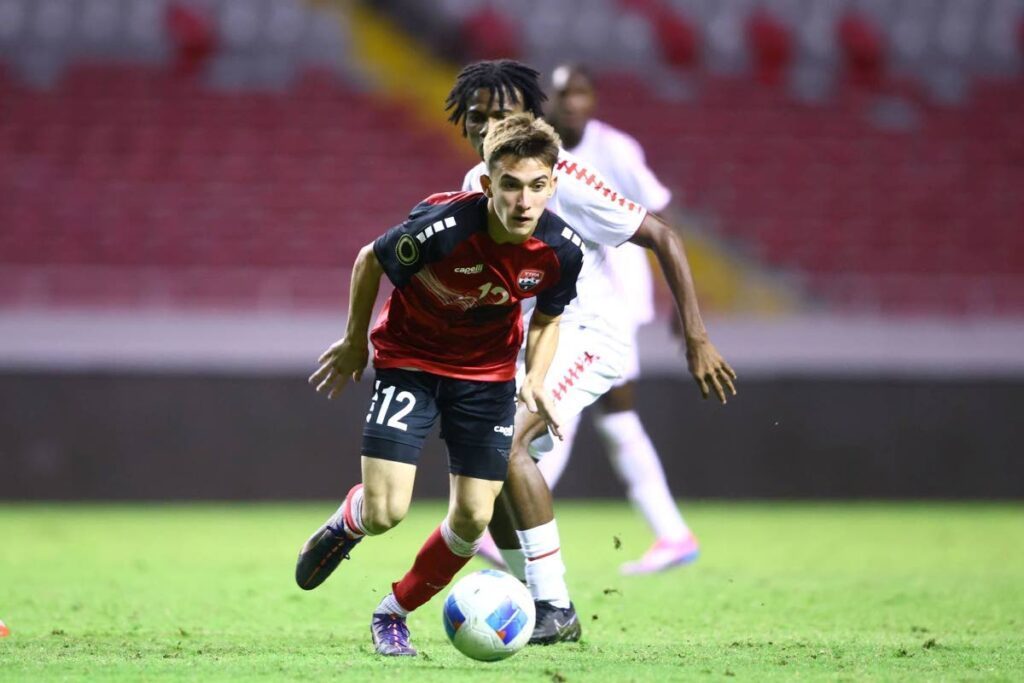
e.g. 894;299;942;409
371;612;417;656
620;535;700;576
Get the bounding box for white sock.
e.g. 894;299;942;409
331;486;370;537
499;548;527;581
516;520;570;608
440;517;480;558
596;410;690;541
534;413;582;491
375;592;409;617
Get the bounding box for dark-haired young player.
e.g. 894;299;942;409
295;115;583;657
446;60;737;644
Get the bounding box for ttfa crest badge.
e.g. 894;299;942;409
517;269;544;292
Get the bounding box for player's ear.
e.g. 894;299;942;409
480;174;493;198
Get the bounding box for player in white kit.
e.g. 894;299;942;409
447;60;737;644
533;63;700;575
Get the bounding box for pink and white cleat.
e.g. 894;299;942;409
620;535;700;575
474;531;508;570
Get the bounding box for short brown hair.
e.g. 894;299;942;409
483;113;562;172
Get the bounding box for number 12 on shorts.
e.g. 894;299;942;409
366;380;416;432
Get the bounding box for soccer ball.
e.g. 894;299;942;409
442;569;535;661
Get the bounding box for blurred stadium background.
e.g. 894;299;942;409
1;0;1022;501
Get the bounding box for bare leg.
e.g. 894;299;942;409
295;456;416;591
488;487;520;548
597;380;634;414
533;412;582;490
487;403;551;548
360;456;417;534
446;473;503;541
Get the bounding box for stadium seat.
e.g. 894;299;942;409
165;2;217;77
746;9;792;86
837;11;886;90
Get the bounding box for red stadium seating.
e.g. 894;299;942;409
0;65;475;309
2;62;1021;315
598;73;1024;314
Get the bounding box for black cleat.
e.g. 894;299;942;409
528;600;582;645
295;521;362;590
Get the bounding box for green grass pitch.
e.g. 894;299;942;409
1;501;1022;681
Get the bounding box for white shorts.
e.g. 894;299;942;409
516;324;630;454
614;330;641;387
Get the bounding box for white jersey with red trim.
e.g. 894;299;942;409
462;147;645;343
566;119;672;329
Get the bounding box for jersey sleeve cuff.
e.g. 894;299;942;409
372;236;404;288
618;206;649;247
535;303;566;318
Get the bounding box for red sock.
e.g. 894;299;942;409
392;526;472;612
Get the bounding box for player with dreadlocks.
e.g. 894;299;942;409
448;59;737;644
444;59;547;128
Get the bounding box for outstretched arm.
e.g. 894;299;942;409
630;213;738;403
308;243;384;399
520;311;563;438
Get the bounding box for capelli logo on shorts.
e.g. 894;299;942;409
493;424;514;437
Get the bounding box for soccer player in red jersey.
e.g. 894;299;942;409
294;114;584;656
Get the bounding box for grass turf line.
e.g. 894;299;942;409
1;502;1022;681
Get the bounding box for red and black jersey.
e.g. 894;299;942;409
371;191;584;382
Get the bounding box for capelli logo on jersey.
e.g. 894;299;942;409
517;269;544;292
493;424;514;437
454;264;484;275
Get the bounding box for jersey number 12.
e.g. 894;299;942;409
477;281;510;305
366;381;416;432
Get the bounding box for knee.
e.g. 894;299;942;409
449;503;493;539
511;407;547;455
511;420;545;453
361;489;408;534
508;444;533;469
507;440;545;481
